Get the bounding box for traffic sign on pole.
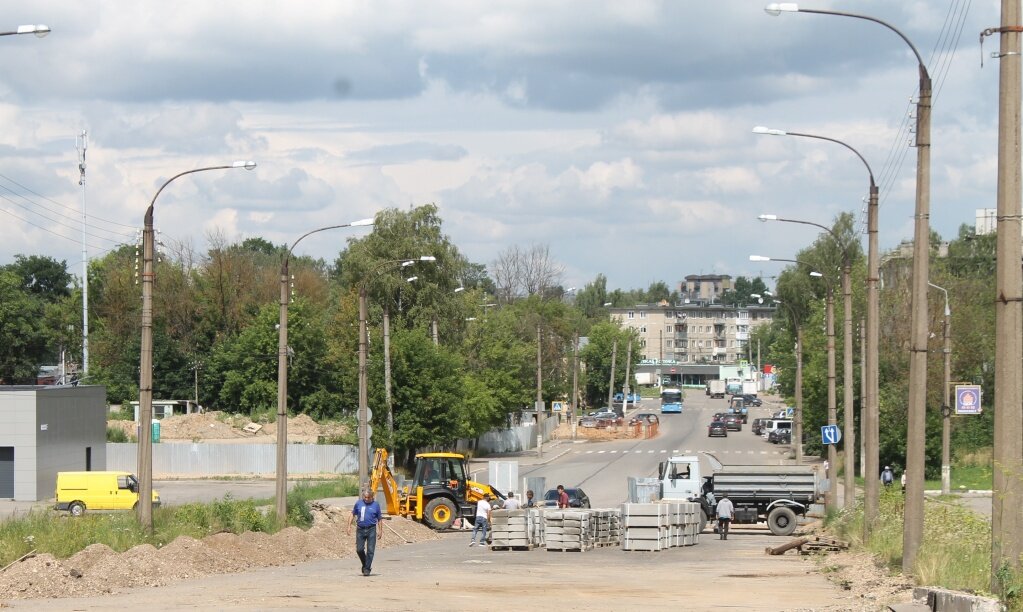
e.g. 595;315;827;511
821;424;842;445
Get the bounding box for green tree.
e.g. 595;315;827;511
0;270;47;383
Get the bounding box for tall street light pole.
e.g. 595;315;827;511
988;0;1023;592
765;2;931;571
928;282;952;496
757;292;803;462
138;161;256;530
276;219;373;520
754;129;875;516
358;256;436;487
752;256;835;476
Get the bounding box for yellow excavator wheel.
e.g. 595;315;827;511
424;497;457;530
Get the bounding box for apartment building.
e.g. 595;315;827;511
681;274;732;302
610;299;775;364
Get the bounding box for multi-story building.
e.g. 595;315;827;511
610;299;775;365
680;274;732;302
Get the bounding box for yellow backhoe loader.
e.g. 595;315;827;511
370;448;504;530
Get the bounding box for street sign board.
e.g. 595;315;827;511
821;424;841;445
552;401;564;412
955;385;983;415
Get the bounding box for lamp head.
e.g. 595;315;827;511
351;218;374;227
419;256;437;262
406;276;418;283
749;255;771;262
18;24;49;37
232;161;257;170
764;3;799;16
758;214;778;222
454;286;465;293
752;126;787;136
810;271;823;278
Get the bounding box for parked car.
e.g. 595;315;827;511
751;418;767;435
629;413;660;425
741;394;763;407
578;416;598;428
708;420;728;437
543;487;591;509
723;414;743;431
591;411;623;426
768;429;792;444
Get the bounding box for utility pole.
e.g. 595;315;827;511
536;324;543;457
383;306;393;452
622;341;633;413
794;327;803;463
76;130;88;376
607;340;618;410
941;300;951;495
860;319;866;482
824;289;837;509
990;0;1023;592
571;332;579;440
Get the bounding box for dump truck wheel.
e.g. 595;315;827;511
69;501;86;517
768;507;797;536
424;498;456;530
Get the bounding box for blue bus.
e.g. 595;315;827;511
660;388;684;414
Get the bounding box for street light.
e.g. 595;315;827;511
928;282;952;495
750;255;837;474
754;291;804;462
275;219;373;520
138;161;257;530
757;209;858;511
358;256;436;487
0;24;50;37
765;1;932;572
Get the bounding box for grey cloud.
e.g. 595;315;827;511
345;142;467;166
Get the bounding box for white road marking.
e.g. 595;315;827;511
586;450;594;454
660;450;667;453
598;450;606;454
609;450;618;454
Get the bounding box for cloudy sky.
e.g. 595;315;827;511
0;1;1002;291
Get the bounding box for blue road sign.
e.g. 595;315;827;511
821;425;842;445
552;401;564;412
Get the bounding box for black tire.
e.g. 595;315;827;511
69;501;86;517
767;506;798;536
423;497;457;530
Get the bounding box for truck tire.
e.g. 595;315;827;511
424;497;457;530
767;507;797;536
69;501;86;517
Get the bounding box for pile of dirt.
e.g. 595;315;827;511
108;411;349;444
0;504;438;601
550;422;643;442
803;550;916;610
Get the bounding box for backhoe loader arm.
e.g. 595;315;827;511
370;449;402;516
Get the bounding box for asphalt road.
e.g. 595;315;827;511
475;390;799;508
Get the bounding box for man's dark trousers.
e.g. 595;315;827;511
356;525;377;574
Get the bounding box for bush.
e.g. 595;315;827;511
106;426;129;443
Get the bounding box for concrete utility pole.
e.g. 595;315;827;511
383;307;392;449
794;327;803;463
823;283;837;509
571;332;579;440
77;130;89;377
622;341;633;413
536;324;543;457
860;319;867;483
989;0;1023;593
607;340;618;410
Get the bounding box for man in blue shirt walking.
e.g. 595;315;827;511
347;488;383;576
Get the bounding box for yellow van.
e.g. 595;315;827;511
54;471;161;516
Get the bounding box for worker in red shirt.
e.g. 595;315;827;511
556;484;570;508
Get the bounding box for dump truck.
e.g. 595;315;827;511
370;448;504;530
656;453;821;536
728;396;748;423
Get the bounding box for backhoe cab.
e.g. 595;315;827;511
371;449;504;530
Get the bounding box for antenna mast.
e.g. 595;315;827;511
77;130;88;377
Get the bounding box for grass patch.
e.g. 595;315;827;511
0;476;360;568
827;489;1008;607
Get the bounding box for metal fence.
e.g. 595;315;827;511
106;443;358;476
453;415;560;455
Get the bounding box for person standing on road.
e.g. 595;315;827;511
503;492;521;511
347;488;383;576
900;471;907;493
469;493;492;546
556;484;570;508
715;493;734;540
